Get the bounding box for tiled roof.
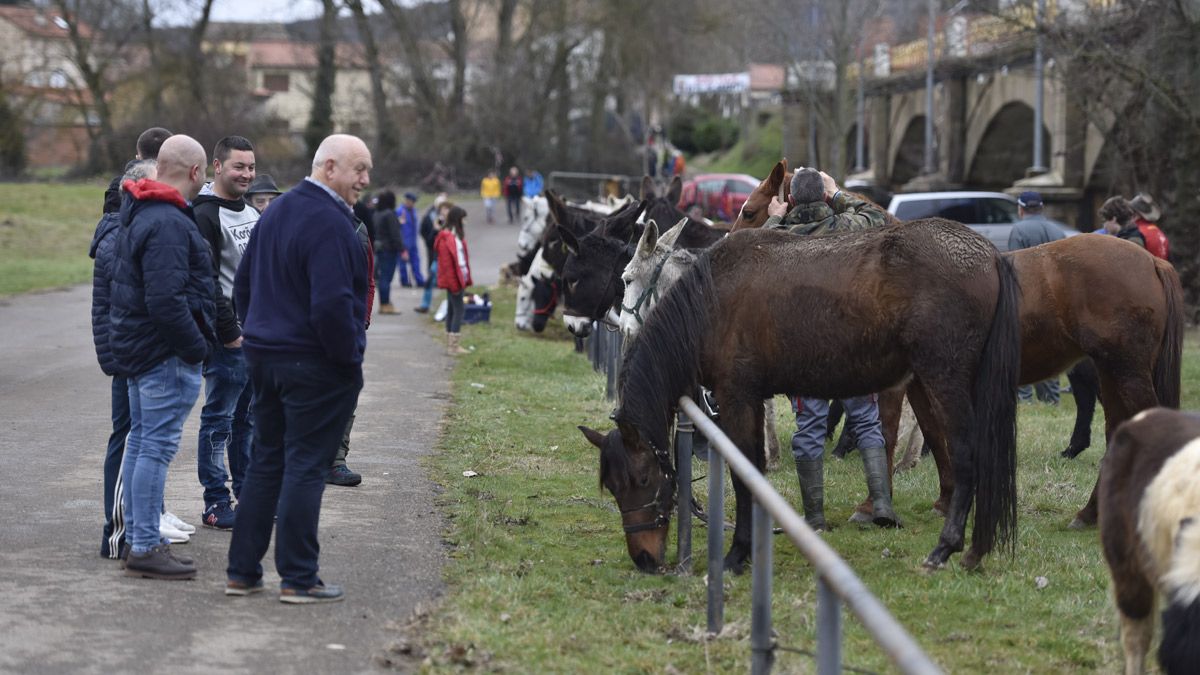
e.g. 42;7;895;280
0;5;92;40
248;39;367;70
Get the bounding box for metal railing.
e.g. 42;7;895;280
547;171;638;202
675;395;942;675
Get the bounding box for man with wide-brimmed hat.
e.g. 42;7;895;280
244;174;283;213
1130;192;1170;260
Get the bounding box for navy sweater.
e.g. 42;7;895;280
234;179;368;367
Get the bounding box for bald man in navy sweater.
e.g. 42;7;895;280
226;135;372;603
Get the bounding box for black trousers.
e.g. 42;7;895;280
226;355;361;590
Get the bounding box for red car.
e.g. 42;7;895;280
677;173;759;221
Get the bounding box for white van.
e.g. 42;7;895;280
886;191;1077;252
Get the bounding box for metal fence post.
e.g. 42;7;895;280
707;447;724;634
751;502;775;675
817;576;842;675
675;412;694;571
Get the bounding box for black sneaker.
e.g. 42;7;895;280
124;544;196;580
326;465;362;487
280;582;344;604
202;501;236;530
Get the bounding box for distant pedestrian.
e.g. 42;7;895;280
480;170;500;224
415;193;449;314
435;205;473;356
1007;191;1063;405
522;167;544;198
1130;192;1170;260
1099;196;1145;248
372;190;406;314
396;192;425;287
111;134;214;580
503;166;523;224
244;174;283;213
226;134;371;603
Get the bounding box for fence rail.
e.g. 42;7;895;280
676;396;942;675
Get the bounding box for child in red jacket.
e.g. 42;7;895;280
434;205;473;355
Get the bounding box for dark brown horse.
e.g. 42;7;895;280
1098;408;1200;674
732;161;1184;528
588;221;1021;573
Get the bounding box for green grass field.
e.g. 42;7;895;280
0;182;106;297
416;286;1200;673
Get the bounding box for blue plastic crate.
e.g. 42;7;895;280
463;299;492;324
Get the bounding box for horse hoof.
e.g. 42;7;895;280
1067;517;1095;530
960;550;982;571
1060;446;1084;459
873;513;901;529
723;555;748;575
848;511;873;524
922;557;947;571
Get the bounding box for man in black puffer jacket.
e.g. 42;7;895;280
110;135;214;581
90;158;157;560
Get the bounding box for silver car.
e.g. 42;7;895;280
886;191;1078;252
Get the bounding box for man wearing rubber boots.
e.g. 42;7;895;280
766;168;899;531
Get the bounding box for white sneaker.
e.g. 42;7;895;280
163;511;196;534
160;521;190;544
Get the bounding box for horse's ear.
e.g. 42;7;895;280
667;176;683;205
640;176;655;200
604;200;647;244
659;217;688;250
768;160;786;193
578;425;606;449
559;223;581;255
546;190;568;225
638;219;660;255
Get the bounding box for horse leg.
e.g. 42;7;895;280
912;374;978;569
1072;370;1157;528
907;379;953;516
718;398;764;574
763;398;780;470
1062;359;1100;459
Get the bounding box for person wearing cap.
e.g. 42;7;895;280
396;192;425;288
245;174;283;213
1130;192;1170;260
1008;190;1065;405
414;192;448;313
1099;196;1146;248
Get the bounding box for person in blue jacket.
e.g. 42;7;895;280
522;167;543;199
110;135;214;580
395;192;425;287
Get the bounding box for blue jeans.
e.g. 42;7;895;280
375;250;400;305
227;355;361;590
123;357;203;553
198;345;251;508
398;239;425;287
102;376;130;558
419;260;438;310
1018;377;1060;404
792;395;884;461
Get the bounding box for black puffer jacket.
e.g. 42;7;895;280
109;179;216;377
89;210;122;376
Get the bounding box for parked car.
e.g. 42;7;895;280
886;191;1078;252
677;173;759;222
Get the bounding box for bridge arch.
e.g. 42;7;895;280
965;101;1050;189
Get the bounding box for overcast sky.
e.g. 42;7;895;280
157;0;394;26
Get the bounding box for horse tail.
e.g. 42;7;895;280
970;253;1021;558
614;253;715;453
1153;258;1184;409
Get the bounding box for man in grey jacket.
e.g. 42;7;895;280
1008;191;1064;404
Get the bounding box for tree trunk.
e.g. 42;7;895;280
378;0;444;124
448;0;468;113
186;0;216;109
141;0;162;118
346;0;398;159
495;0;519;70
586;32;613;171
305;0;338;157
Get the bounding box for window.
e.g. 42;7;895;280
263;73;289;92
978;199;1018;224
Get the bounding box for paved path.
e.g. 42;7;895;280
0;198;517;673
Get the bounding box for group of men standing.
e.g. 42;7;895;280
90;127;374;603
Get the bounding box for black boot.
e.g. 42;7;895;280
124;544;197;580
860;446;900;527
794;457;828;531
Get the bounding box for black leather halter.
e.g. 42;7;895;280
619;439;677;534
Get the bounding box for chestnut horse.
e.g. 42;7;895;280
588;221;1020;573
1099;408;1200;674
733;160;1184;528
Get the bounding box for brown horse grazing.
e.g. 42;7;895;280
587;221;1021;573
1099;408;1200;675
732;161;1184;529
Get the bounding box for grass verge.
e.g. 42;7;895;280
418;285;1200;672
0;182;106;297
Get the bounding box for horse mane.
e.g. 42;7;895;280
614;252;716;454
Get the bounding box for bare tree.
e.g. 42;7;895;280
185;0;216;109
345;0;399;159
304;0;338;157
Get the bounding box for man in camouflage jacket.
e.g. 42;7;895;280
763;167;897;531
